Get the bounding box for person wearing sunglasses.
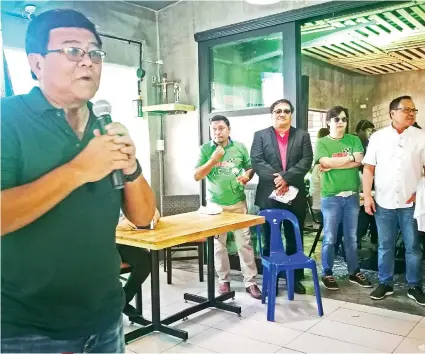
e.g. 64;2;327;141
315;106;372;291
1;10;156;352
251;99;313;295
363;96;425;305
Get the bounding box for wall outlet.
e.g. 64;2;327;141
152;76;157;83
360;104;367;109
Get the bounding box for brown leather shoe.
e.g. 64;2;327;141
246;284;262;299
218;282;230;294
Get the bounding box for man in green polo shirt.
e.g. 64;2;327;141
315;106;371;291
194;115;261;299
1;9;155;352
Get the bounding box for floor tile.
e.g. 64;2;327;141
164;342;216;353
211;315;302;347
242;304;322;331
284;332;381;353
126;332;182;353
187;327;281;353
185;308;239;327
327;307;417;336
171;319;210;337
394;337;425;353
420;317;425;325
408;322;425;341
275;348;305;354
342;301;423;323
307;318;404;352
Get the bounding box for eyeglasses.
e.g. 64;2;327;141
273;109;292;115
331;117;348;123
43;47;106;64
393;108;418;114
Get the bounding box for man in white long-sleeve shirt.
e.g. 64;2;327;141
362;95;425;305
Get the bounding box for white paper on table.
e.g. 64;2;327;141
198;206;223;215
268;186;299;204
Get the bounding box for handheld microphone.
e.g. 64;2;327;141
93;100;125;190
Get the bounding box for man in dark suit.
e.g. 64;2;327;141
251;99;313;294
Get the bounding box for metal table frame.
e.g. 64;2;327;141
124;235;241;343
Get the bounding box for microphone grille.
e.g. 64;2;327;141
93;99;112;117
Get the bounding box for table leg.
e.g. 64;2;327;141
125;250;188;343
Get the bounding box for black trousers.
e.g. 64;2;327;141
117;245;151;304
261;194;307;281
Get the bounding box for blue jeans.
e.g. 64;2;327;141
321;194;360;276
1;315;124;353
375;204;422;287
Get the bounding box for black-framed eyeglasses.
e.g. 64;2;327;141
273;109;291;115
331;117;348;123
43;47;106;64
393;108;418;114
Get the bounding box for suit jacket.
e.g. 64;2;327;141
251;126;313;209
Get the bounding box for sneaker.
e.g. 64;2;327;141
349;272;373;288
322;275;339;290
370;284;394;300
218;282;230;295
246;284;262;299
407;287;425;306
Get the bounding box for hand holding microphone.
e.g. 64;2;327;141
68;100;137;188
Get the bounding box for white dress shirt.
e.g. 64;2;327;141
363;125;425;210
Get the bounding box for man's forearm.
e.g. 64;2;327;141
1;163;84;236
194;160;215;181
122;174;156;227
362;164;375;197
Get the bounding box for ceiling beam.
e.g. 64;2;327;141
383;11;413;31
396;8;425;30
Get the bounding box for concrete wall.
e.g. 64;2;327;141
157;0;329;196
302;55;376;132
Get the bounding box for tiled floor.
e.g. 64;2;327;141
124;266;425;353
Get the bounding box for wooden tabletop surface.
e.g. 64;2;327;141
116;211;265;250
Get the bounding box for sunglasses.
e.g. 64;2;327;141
273;109;292;115
331;117;348;123
43;47;106;64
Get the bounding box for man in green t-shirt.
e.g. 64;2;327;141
194;115;261;299
315;106;372;291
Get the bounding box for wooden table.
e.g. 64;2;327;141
116;211;265;343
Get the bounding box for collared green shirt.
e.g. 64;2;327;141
196;139;252;206
1;87;124;339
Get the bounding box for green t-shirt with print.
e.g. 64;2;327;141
314;134;364;197
196;139;251;206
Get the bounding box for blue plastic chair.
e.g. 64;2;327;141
256;209;324;322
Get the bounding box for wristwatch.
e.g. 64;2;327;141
124;159;142;183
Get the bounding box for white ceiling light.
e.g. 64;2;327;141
245;0;280;5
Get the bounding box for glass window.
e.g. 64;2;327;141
211;33;283;112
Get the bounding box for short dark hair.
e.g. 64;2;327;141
317;127;330;138
270;99;294;114
355;120;375;133
326;106;349;121
389;95;413;117
25;9;102;80
209;115;230;128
